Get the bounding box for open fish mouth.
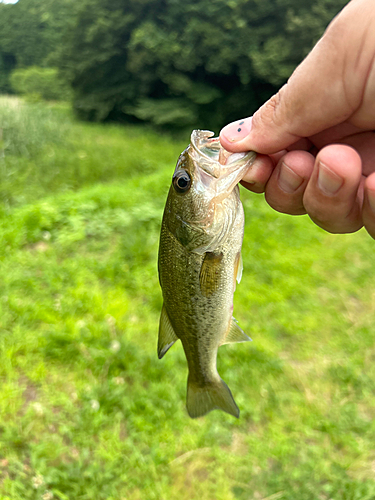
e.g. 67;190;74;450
190;130;256;179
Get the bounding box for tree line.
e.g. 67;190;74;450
0;0;348;129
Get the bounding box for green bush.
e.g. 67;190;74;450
10;66;72;102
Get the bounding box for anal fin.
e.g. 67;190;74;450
221;317;252;345
158;304;179;359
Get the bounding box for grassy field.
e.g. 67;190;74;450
1;96;375;500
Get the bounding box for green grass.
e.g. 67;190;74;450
1;96;375;500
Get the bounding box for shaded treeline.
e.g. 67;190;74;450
0;0;348;128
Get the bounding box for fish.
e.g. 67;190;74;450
158;130;256;418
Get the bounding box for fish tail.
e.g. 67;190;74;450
186;375;239;419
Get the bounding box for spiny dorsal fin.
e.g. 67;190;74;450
186;375;239;418
221;317;252;345
158;304;179;359
199;252;223;298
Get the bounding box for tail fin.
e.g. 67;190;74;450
186;376;239;418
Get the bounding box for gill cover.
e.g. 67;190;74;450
168;131;256;255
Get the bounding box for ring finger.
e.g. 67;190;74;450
303;144;363;234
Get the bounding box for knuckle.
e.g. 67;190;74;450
249;183;266;194
322;4;352;46
304;199;337;230
257;86;287;129
264;194;285;213
305;198;362;234
240;180;265;194
270;89;285;128
304;199;330;224
324;13;345;39
309;217;338;234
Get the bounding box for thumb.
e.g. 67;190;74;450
220;0;372;154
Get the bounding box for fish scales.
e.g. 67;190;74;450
159;194;242;380
158;130;256;418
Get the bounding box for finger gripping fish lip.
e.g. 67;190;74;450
190;129;256;177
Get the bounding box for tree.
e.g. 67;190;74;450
0;0;349;127
60;0;349;129
0;0;77;93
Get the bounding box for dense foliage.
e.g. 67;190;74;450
0;0;77;93
0;0;349;127
59;0;349;128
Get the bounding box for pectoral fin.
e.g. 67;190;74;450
199;252;223;298
221;317;252;345
234;252;243;289
158;305;179;359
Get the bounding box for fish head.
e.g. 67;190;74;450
165;130;256;253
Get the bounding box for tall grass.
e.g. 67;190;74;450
0;96;70;157
0;96;185;208
1;97;375;500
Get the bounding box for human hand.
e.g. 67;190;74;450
219;0;375;239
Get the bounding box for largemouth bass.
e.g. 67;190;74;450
158;130;256;418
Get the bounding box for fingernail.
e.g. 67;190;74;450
368;189;375;213
318;162;343;195
278;162;303;193
221;118;252;143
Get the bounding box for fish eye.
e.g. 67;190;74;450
172;170;191;194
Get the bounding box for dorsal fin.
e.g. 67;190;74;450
158;304;179;359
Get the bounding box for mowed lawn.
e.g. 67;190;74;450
1;97;375;500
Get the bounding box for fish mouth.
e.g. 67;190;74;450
190;130;256;179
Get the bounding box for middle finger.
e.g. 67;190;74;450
264;150;315;215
